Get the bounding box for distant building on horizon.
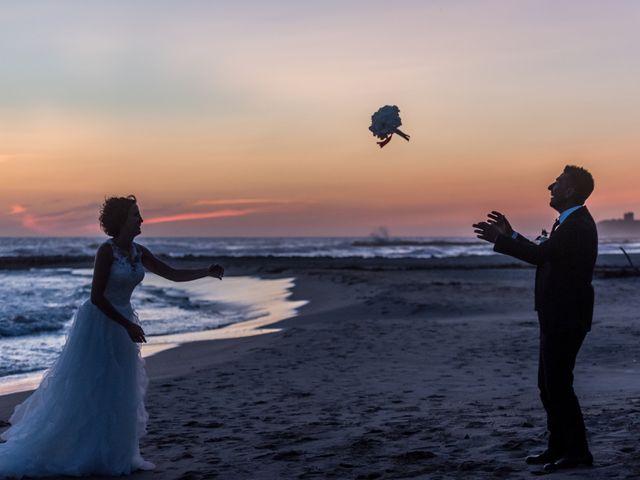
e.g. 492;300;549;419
597;212;640;238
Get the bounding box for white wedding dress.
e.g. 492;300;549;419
0;240;154;477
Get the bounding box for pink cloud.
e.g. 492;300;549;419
193;198;293;206
144;208;260;225
21;214;49;233
7;200;302;234
9;205;26;215
9;203;98;234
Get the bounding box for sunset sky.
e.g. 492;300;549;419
1;1;639;237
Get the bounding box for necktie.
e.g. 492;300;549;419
550;218;560;236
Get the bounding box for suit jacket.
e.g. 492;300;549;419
494;207;598;333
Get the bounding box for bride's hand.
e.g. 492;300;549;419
126;323;147;343
208;264;224;280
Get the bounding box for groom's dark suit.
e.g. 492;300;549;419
494;206;597;457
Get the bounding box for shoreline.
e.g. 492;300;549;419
0;274;306;396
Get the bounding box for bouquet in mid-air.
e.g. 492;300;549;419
369;105;410;148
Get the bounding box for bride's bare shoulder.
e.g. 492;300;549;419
95;241;114;259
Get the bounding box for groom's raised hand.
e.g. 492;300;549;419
473;221;499;243
473;211;514;244
487;211;514;237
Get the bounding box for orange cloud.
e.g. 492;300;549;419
144;208;260;225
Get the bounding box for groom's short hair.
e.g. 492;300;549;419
564;165;594;204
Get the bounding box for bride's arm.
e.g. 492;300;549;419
91;243;146;343
138;244;224;282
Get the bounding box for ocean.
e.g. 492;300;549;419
0;236;638;261
1;236;487;259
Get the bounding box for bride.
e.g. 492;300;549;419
0;195;224;477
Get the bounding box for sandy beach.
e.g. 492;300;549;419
2;255;640;479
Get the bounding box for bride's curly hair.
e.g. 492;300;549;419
99;195;137;237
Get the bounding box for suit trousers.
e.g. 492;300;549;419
537;317;589;457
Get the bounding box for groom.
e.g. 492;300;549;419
473;165;597;472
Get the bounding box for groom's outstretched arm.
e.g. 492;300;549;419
494;226;577;266
474;211;576;266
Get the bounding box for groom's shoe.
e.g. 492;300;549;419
525;451;562;465
543;453;593;472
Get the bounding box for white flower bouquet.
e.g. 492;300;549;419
369;105;410;148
